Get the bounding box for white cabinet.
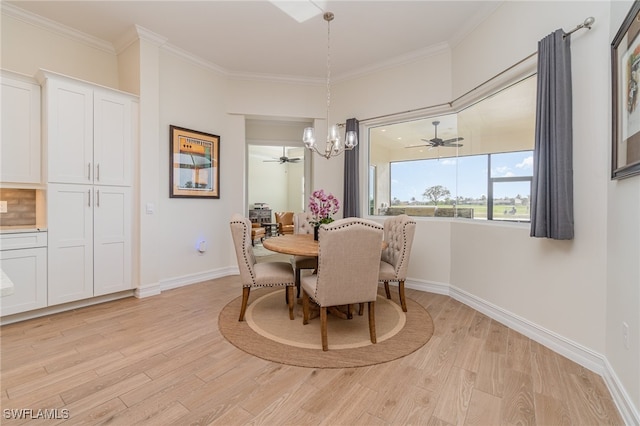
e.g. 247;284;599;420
40;71;133;186
93;186;132;296
0;232;47;316
1;71;41;184
40;71;136;306
47;184;131;305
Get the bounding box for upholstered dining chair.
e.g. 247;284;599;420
275;211;294;235
291;212;318;297
229;214;295;321
300;218;384;351
379;214;416;312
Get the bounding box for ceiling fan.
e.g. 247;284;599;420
406;120;464;149
264;147;301;164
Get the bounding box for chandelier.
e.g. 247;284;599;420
302;12;358;159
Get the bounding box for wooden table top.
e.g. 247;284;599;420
263;234;318;257
262;234;388;257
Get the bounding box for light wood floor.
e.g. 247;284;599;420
0;274;624;425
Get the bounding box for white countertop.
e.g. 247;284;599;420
0;226;47;234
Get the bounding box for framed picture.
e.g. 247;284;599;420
612;0;640;179
170;125;220;198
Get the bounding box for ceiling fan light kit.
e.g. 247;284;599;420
264;146;301;164
303;12;358;159
406;120;464;149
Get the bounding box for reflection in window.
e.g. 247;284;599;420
369;74;536;222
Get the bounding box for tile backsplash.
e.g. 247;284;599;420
0;189;37;226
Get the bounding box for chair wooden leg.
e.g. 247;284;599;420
295;268;301;298
302;290;310;325
239;287;250;321
368;301;377;344
346;304;352;319
358;303;364;316
399;280;407;312
384;282;391;299
287;286;294;320
321;306;328;351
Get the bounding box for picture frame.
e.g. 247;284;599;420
612;0;640;179
170;125;220;198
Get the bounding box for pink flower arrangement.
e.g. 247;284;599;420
308;189;340;226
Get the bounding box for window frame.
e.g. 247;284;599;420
361;57;538;224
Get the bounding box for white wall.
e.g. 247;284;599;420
155;50;235;284
452;0;611;350
0;7;119;89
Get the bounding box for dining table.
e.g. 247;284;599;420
263;234;388;257
262;234;318;257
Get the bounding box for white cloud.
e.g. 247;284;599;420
516;156;533;169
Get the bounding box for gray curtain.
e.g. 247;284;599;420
343;118;360;218
530;29;574;240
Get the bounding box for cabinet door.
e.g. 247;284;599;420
93;91;132;186
94;186;132;296
1;74;41;184
46;79;93;184
47;184;93;305
0;247;47;316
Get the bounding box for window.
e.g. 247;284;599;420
369;74;536;222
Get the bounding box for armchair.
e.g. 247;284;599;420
275;211;294;235
250;222;266;246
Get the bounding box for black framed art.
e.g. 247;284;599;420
612;0;640;179
170;125;220;198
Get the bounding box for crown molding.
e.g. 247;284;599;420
1;2;115;54
161;43;229;76
113;25;168;54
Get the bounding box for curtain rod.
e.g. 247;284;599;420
353;16;595;125
563;16;595;39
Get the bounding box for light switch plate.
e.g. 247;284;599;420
0;201;7;213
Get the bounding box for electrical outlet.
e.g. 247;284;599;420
623;322;630;350
0;201;7;213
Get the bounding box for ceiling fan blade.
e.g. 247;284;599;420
442;137;464;144
443;143;463;147
405;144;429;148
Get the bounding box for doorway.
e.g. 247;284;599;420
246;119;312;219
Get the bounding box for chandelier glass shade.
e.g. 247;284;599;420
303;12;358;159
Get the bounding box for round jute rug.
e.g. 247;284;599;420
218;287;434;368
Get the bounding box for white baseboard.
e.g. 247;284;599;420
0;290;134;325
158;266;238;292
602;357;640;426
134;282;161;298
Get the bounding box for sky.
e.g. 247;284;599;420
390;150;534;202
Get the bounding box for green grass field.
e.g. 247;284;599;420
389;204;530;221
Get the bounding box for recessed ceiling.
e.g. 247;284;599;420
5;0;502;81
